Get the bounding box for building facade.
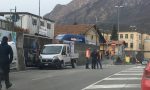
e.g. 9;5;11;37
103;31;150;52
0;12;55;39
118;31;142;51
144;39;150;59
84;26;100;45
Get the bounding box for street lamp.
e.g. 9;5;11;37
115;5;123;56
39;0;41;17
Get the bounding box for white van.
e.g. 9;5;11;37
0;41;18;69
39;43;79;69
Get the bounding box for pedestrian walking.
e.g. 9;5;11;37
91;49;97;69
96;50;103;69
85;48;91;69
0;36;13;90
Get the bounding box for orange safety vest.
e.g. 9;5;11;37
86;49;90;58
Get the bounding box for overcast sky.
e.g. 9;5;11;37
0;0;72;16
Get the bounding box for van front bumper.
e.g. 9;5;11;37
39;59;61;67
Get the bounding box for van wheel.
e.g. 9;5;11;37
71;60;76;68
39;66;44;70
59;61;65;69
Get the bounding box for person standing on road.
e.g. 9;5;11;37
91;49;97;69
0;36;13;90
85;48;91;69
96;50;103;69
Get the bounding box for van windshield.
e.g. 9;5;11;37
41;46;62;54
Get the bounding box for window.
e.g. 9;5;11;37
40;21;44;26
5;22;10;30
91;35;94;40
130;43;133;48
32;18;37;25
2;21;5;29
139;35;141;40
67;46;70;54
125;43;129;48
139;44;142;49
62;46;66;55
47;23;51;29
126;43;128;48
120;34;123;39
0;21;1;28
130;34;134;39
125;34;128;39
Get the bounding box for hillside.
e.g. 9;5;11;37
44;0;150;32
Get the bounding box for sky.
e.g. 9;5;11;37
0;0;72;16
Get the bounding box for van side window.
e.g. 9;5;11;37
62;46;66;55
67;46;70;54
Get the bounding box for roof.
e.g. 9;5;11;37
54;24;95;36
0;12;55;22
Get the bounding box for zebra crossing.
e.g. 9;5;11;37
82;65;145;90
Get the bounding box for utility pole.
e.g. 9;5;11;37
10;6;17;32
39;0;40;17
115;5;123;56
37;0;41;35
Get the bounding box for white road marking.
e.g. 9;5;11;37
127;68;144;71
104;77;141;80
121;71;143;72
82;66;143;90
81;69;125;90
86;84;140;89
132;66;145;68
114;73;142;76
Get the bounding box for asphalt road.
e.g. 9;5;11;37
1;65;144;90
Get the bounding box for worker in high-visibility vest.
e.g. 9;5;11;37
85;48;91;69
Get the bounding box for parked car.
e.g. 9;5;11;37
142;58;149;65
141;61;150;90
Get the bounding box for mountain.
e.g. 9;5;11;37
44;0;98;22
44;0;150;32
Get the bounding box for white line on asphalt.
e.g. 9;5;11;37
103;77;141;80
81;66;142;90
121;71;143;72
128;69;144;71
86;84;140;89
132;66;145;68
114;73;142;76
81;69;125;90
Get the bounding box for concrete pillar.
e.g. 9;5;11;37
16;32;26;70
